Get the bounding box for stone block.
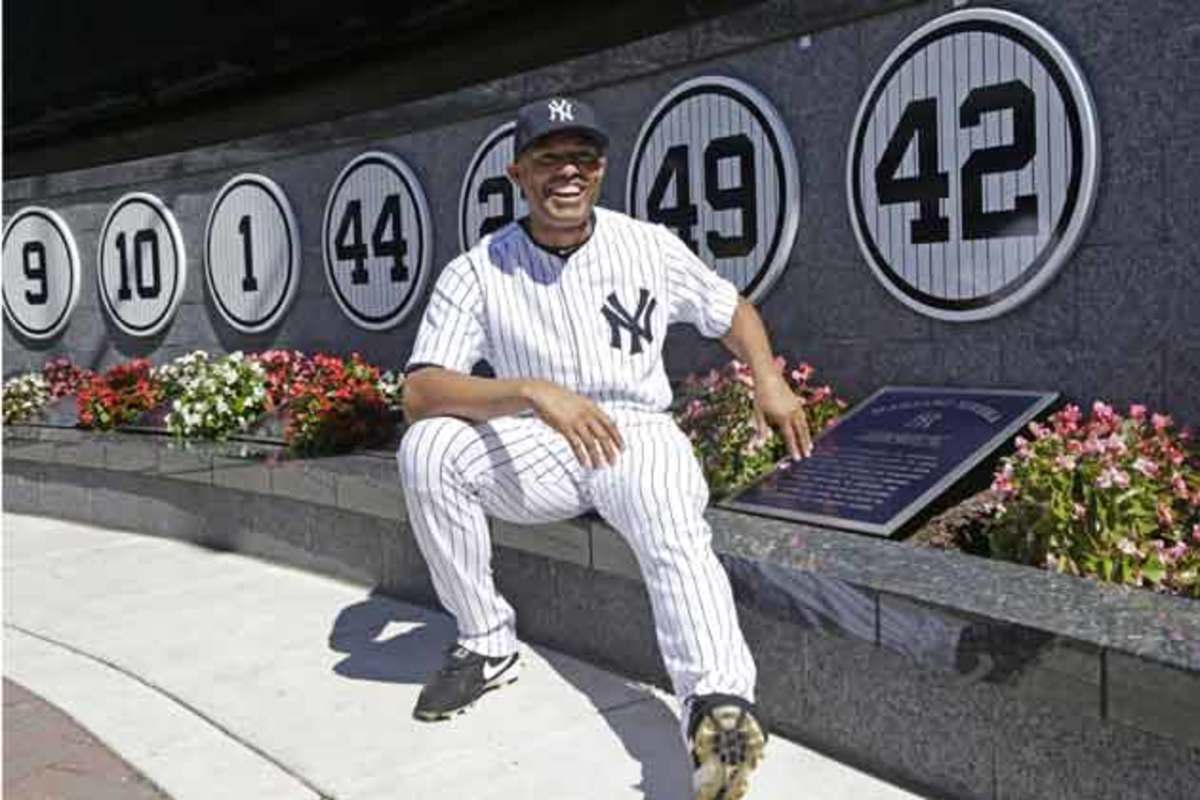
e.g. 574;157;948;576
270;460;337;507
1107;651;1200;749
2;464;41;513
134;479;209;542
64;437;106;469
39;469;93;524
89;473;153;533
879;594;1102;718
212;455;271;495
724;554;879;643
103;436;160;473
995;696;1200;800
379;522;439;608
156;443;214;484
2;434;58;464
590;521;643;581
491;518;591;569
800;632;998;800
234;492;315;569
336;475;405;521
309;507;387;587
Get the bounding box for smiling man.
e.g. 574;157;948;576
398;96;811;800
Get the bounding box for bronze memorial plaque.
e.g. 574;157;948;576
725;386;1059;537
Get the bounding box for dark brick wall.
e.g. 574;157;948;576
5;0;1198;423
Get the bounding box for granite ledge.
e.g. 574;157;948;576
5;425;1199;678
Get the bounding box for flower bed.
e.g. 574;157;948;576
155;351;268;440
986;402;1200;598
77;359;163;431
674;356;847;498
3;350;404;456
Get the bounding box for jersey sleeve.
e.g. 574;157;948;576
657;225;741;338
405;255;489;374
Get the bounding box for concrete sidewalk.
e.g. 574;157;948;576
2;512;922;800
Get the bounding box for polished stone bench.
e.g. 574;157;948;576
4;424;1198;799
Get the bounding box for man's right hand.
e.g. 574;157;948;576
522;380;624;468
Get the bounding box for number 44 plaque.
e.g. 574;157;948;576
725;387;1058;537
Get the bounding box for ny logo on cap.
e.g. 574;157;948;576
548;99;575;122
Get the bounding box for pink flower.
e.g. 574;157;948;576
992;463;1016;496
1054;455;1077;471
1152;413;1173;433
1116;538;1139;556
1129;404;1148;421
1092;401;1118;427
1132;457;1159;478
1163;542;1189;563
1172;473;1189;499
795;363;814;382
1192;524;1200;543
1054;404;1082;432
1096;467;1130;489
812;385;831;403
1103;434;1129;457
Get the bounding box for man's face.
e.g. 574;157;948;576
507;133;607;233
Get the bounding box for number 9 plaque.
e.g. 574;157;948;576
3;207;81;340
847;7;1100;322
626;76;801;303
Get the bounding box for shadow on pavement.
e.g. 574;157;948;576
327;588;691;799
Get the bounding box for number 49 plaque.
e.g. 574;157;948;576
847;8;1100;322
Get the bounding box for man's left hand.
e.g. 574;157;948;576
753;372;813;460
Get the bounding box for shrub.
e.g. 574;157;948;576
284;353;399;455
675;357;847;498
2;372;50;424
989;402;1200;598
157;351;269;440
77;359;164;431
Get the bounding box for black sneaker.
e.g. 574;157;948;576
687;694;768;800
412;645;520;721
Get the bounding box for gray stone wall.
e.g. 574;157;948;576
5;0;1198;423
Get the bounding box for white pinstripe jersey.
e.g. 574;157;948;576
406;206;739;413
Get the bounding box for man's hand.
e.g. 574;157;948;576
752;371;813;460
523;380;625;468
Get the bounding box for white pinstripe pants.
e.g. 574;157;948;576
396;410;756;705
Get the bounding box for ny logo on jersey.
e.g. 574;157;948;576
548;98;574;122
602;288;657;355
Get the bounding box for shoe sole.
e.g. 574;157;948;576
691;705;766;800
412;659;521;722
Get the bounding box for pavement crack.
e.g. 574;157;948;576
5;622;338;800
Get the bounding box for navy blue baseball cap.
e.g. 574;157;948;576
513;96;609;157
